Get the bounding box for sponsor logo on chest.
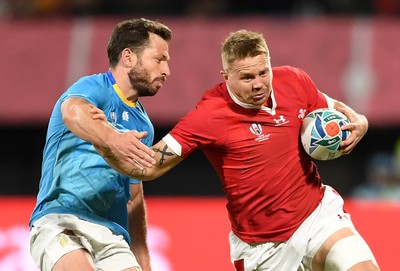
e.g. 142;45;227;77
273;115;289;126
249;112;297;142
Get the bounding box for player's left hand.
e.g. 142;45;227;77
335;106;368;155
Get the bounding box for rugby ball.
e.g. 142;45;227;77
301;108;350;160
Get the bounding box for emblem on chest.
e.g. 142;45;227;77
249;122;271;142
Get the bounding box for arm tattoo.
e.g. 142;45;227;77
104;153;119;161
153;144;174;165
129;167;147;179
102;153;146;178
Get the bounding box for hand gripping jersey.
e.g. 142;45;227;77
164;66;334;243
29;71;154;244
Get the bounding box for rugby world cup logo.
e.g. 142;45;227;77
250;122;270;142
310;112;349;152
250;122;263;135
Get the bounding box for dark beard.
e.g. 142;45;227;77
128;64;159;97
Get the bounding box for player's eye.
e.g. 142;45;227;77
241;75;254;82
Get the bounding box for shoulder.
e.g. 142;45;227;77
72;73;109;89
66;73;110;96
188;83;232;120
273;66;310;80
272;66;316;91
199;82;229;107
62;73;111;106
178;83;229;124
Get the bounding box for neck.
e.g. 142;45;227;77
108;68;138;102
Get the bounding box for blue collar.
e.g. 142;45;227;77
106;70;116;84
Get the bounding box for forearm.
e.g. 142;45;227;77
333;100;368;128
65;97;157;170
61;97;118;148
100;139;183;181
333;100;356;115
131;232;151;271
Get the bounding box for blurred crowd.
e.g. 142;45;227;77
0;0;400;18
352;138;400;201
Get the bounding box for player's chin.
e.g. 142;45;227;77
150;84;163;95
150;89;159;96
141;87;159;97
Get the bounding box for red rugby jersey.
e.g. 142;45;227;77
165;66;332;243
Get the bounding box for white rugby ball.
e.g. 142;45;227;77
301;108;350;160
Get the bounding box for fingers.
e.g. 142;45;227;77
128;131;156;167
340;122;357;135
340;120;366;155
131;130;149;140
129;149;156;168
87;108;156;169
89;107;107;121
130;158;146;171
129;131;155;157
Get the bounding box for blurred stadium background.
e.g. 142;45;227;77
0;0;399;270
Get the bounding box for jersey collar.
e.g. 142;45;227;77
106;70;137;107
226;83;276;115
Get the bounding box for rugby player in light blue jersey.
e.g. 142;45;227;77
29;18;171;271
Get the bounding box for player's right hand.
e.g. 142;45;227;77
89;106;156;171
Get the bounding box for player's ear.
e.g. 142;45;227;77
220;70;229;82
121;48;137;68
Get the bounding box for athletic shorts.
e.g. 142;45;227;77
229;185;376;271
30;214;140;271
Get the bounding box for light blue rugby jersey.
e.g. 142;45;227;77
29;71;154;244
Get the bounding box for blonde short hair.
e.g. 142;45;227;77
221;29;269;71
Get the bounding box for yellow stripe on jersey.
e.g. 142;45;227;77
112;83;137;107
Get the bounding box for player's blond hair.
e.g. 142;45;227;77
221;29;269;72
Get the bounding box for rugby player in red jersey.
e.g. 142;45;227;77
96;29;379;271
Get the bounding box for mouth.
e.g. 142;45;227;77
153;78;165;88
155;76;166;84
253;92;266;101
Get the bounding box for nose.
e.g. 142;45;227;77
162;62;170;77
253;77;264;89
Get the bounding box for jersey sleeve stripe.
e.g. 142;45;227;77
162;134;182;156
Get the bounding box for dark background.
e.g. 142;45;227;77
4;0;399;18
1;125;398;197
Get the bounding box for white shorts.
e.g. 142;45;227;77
229;185;376;271
30;214;140;271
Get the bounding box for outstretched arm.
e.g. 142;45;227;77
334;100;368;155
96;138;183;181
88;104;183;180
61;97;156;170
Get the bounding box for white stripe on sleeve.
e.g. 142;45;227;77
162;134;182;156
